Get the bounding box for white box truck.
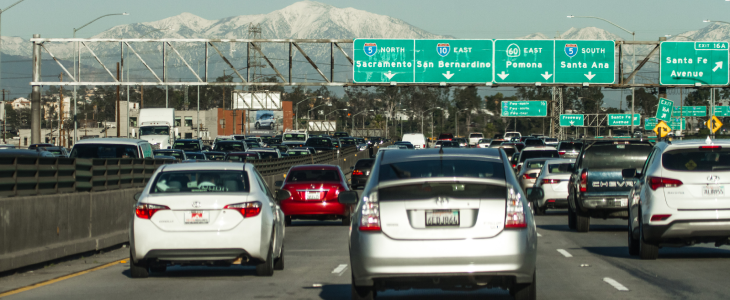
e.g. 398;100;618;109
138;108;175;149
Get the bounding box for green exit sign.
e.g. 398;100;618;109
494;40;555;83
554;40;615;84
501;101;547;117
415;40;493;83
660;41;729;86
353;39;415;83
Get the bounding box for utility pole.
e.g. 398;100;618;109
30;34;41;145
59;73;64;147
2;89;6;144
116;63;120;137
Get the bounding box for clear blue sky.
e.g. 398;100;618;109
1;0;728;40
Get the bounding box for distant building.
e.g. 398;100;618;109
10;97;30;110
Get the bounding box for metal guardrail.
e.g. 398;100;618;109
250;147;358;176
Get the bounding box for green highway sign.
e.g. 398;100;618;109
353;39;415;83
645;117;685;130
607;114;641;126
415;40;493;83
501;101;548;117
554;40;615;84
656;98;675;122
560;114;585;126
715;106;730;117
660;41;729;86
672;106;706;117
494;40;555;83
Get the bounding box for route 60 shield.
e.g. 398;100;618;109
437;43;450;57
364;43;377;57
564;44;578;58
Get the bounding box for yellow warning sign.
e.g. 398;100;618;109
706;115;723;134
653;120;672;138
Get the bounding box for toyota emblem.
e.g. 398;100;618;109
192;201;201;208
435;197;449;206
708;175;720;182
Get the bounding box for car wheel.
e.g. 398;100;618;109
285;216;292;226
129;249;149;279
628;212;640;256
576;212;590;233
274;244;284;271
255;122;260;129
256;241;275;276
511;270;536;300
351;275;375;300
533;201;545;216
639;216;659;260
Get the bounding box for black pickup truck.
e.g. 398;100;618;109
568;139;654;232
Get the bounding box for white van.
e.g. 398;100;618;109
402;133;427;149
468;132;484;146
69;138;154;159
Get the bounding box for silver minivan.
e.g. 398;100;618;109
70;138;154;159
339;148;537;300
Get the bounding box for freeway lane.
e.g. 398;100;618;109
3;211;730;299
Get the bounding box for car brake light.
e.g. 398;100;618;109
135;203;169;219
542;179;561;184
512;163;517;168
559;151;566;155
359;192;381;232
353;169;364;176
648;177;683;191
523;173;536;179
700;145;722;150
650;214;672;222
580;170;587;192
224;201;262;218
505;188;526;228
423;144;426;149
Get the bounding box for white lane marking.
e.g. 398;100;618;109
332;264;348;274
556;249;573;258
603;277;629;291
537;232;542;237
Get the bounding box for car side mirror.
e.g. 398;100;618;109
338;191;359;204
350;166;355;170
622;168;638;179
275;189;291;202
134;192;142;202
274;181;283;188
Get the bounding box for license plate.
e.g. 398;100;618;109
306;191;321;200
425;210;460;226
606;199;627;207
703;185;725;197
185;211;209;224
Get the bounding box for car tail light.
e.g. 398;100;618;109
352;169;364;176
423;144;426;149
542;179;561;184
512;163;517;168
224;201;262;218
559;151;566;155
650;214;672;222
700;145;722;150
359;192;381;232
648;177;683;191
135;204;169;219
523;173;536;179
580;170;588;192
505;188;526;228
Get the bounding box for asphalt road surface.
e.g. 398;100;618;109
2;209;730;299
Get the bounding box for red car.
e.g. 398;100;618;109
277;165;352;226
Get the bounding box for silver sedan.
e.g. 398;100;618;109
339;148;538;300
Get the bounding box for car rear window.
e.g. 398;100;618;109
378;183;506;201
214;142;245;152
378;159;506;182
186;153;205;159
662;148;730;171
500;147;516;157
151;171;250;193
206;153;227;161
549;163;574;173
355;159;375;169
284;134;306;141
489;141;504;147
558;142;583;151
520;150;559;162
470;133;483;138
583;144;652;170
438;134;454;140
287;169;341;182
526;160;546;169
524;139;545;146
70;144;139;159
173;141;201;151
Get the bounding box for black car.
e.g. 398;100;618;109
367;137;382;145
294;146;317;155
184;152;207;160
350;158;374;189
269;144;290;154
213;140;248;153
333;131;350;139
172;139;204;152
305;137;336;152
153;149;187;161
268;137;283;145
394;141;415;149
204;151;228;161
339;137;358;148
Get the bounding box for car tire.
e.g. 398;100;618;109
628;214;640;256
511;271;537;300
567;203;577;230
274;244;284;271
639;218;659;260
351;275;375;300
256;241;275;276
533;201;545;216
129;250;149;279
285;216;292;226
576;212;590;233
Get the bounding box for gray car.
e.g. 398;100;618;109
338;148;537;300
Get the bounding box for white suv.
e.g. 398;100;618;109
627;139;730;260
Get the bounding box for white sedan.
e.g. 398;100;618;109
130;162;287;278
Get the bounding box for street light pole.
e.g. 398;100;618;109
325;108;348;135
568;15;635;133
72;12;129;143
421;107;442;135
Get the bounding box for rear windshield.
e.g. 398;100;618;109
470;133;483;138
173;141;200;151
70;144;139;159
186;153;206;159
214;142;245;152
155;151;184;159
378;159;506;182
306;139;333;146
206;153;227;161
662;149;730;171
526;160;546;169
257;151;279;159
151;171;250;193
287;169;341;182
549;163;574;174
489;141;504;147
288;151;309;155
524;139;545;146
500;147;516;156
227;155;256;162
438;134;453;139
520;150;559;162
583;144;652;170
558;142;583;151
378;183;506;201
284;134;306;141
355;159;375;169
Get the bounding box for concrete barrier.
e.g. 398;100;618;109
0;188;141;273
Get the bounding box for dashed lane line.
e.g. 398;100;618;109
603;277;629;291
537;232;542;237
331;264;348;275
556;249;573;258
